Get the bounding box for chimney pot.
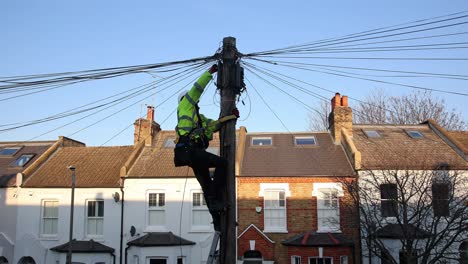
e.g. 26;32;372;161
331;93;341;111
147;106;154;121
341;96;348;107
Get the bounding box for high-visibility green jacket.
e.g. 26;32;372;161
175;71;225;142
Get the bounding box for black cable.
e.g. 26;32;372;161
246;11;468;56
243;65;324;116
0;56;216;92
0;64;204;132
247;15;468;56
254;54;468;61
64;64;209;138
243;61;401;117
22;63;208;140
247;58;468;79
268;62;468;97
301;31;468;50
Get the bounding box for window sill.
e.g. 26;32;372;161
39;236;59;241
317;229;341;233
189;227;213;233
263;229;288;234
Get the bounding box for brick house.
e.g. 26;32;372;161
236;124;360;263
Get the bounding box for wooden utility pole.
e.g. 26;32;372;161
219;36;237;264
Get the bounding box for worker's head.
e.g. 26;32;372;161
178;90;188;102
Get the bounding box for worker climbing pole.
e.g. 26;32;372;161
173;36;244;264
217;36;244;264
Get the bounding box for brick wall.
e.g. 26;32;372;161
237;176;360;263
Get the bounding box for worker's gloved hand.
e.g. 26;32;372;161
208;64;218;74
232;108;240;118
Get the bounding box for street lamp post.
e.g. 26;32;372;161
66;165;76;264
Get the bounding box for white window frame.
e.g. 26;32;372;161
146;191;166;230
294;136;317;146
312;183;344;233
191;190;211;231
259;183;291;233
291;255;301;264
40;199;59;238
251;137;273;146
86;200;104;238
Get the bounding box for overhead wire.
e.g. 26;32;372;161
243;60;401;118
23;63;209;141
65;63;209;138
0;56;215;93
250;59;468;97
245;11;468;56
247;58;468;80
246;14;468;56
0;63;205;131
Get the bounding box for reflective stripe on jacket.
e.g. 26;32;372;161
175;71;222;141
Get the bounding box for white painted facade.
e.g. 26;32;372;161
123;178;216;264
13;187;120;264
358;170;468;264
0;188;17;264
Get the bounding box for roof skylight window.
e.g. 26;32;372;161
364;130;381;138
0;147;21;156
407;130;424;138
252;137;272;146
295;136;317;145
12;154;34;167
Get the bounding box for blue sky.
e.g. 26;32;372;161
1;1;467;146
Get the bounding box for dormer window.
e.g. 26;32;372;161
12;154;35;167
294;136;317;145
0;147;21;156
364;130;380;138
252;137;272;146
406;130;423;138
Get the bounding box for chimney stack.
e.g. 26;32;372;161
134;106;161;146
329;93;352;144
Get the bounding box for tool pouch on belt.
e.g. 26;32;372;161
174;145;190;167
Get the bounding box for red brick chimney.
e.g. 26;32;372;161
329;93;352;144
134;106;161;146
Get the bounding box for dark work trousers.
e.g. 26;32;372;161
188;147;227;221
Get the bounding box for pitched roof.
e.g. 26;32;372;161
447;131;468;154
282;231;354;247
127;130;221;177
352;124;468;169
50;239;114;253
23;146;134;187
0;141;55;187
127;232;195;247
240;132;355;176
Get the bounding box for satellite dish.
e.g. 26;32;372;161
130;226;136;237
